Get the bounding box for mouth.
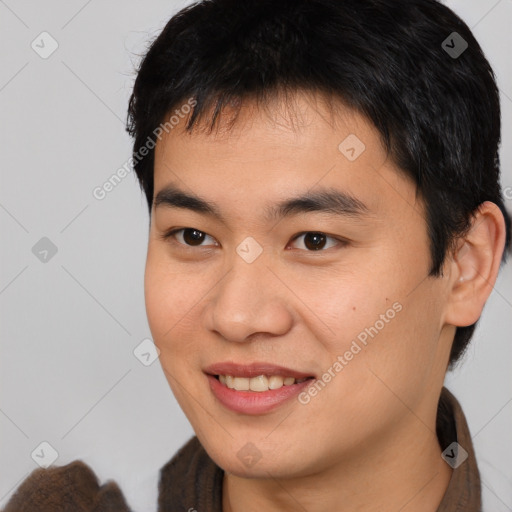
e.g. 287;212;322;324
203;362;316;415
213;374;313;392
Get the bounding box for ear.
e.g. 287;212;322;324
444;201;507;327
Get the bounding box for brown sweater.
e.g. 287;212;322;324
2;387;481;511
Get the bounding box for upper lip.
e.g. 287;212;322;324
204;362;315;379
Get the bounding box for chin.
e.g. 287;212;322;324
205;440;310;479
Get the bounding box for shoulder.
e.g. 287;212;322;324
158;436;223;512
160;436;206;475
2;460;132;512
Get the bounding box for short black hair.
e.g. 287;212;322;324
126;0;511;367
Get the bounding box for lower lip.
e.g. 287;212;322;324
206;374;313;415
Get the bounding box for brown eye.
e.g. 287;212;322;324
163;228;218;247
303;233;327;250
182;229;206;246
289;232;343;251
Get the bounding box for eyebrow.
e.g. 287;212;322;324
153;184;370;223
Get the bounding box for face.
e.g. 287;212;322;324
145;92;454;478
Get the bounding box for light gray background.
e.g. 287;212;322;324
0;1;511;511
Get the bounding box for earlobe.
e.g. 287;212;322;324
444;201;507;328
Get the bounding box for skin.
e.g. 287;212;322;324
145;91;506;512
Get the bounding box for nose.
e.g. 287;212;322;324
203;256;294;343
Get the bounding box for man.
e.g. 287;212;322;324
4;0;510;510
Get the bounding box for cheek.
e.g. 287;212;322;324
144;247;198;346
301;261;442;393
342;281;447;408
144;253;205;407
291;264;400;347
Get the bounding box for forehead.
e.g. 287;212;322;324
152;92;421;225
154;92;382;177
155;91;380;156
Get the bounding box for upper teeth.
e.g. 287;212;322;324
218;374;308;392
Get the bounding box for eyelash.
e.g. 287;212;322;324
160;228;347;252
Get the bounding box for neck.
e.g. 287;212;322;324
223;413;453;512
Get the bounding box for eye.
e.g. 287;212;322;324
288;232;345;251
162;228;218;247
161;228;345;252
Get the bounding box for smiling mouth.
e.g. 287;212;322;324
214;374;314;392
